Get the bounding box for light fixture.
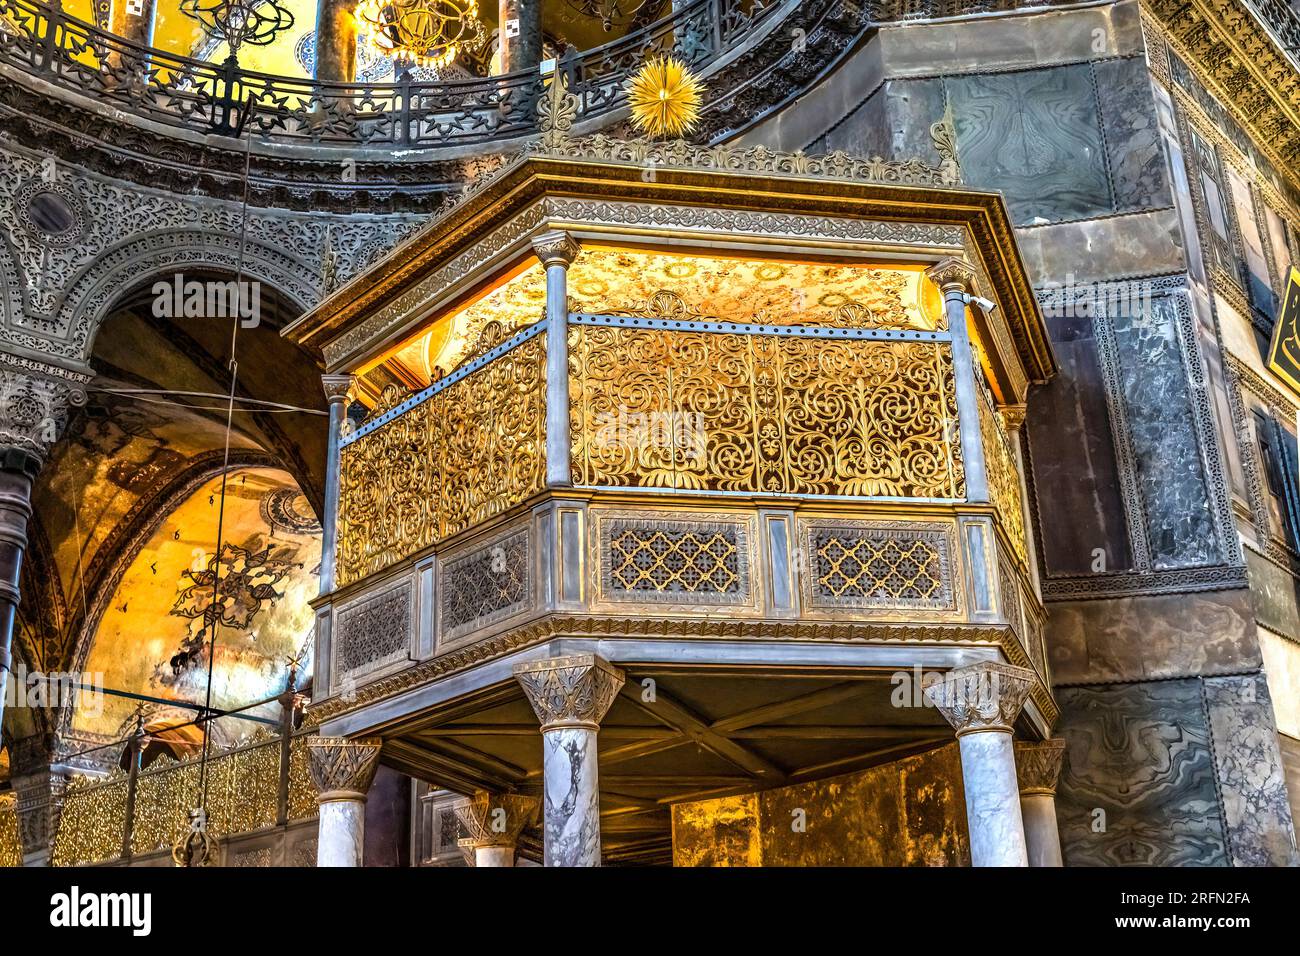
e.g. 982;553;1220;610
178;0;296;54
625;54;704;140
354;0;485;70
566;0;650;33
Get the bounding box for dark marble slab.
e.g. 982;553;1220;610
947;65;1113;224
1246;549;1300;643
815;78;948;167
1056;680;1229;866
1026;313;1133;576
1110;296;1220;569
1093;56;1169;213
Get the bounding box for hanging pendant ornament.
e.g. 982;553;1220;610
565;0;649;32
179;0;296;55
625;54;705;140
354;0;485;70
172;807;217;867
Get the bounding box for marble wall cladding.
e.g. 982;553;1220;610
1279;735;1300;836
947;66;1113;224
1109;296;1220;569
1016;208;1185;286
671;744;969;867
1247;550;1300;644
1202;673;1300;867
1048;588;1259;685
1258;626;1300;739
1093;56;1169;212
1026;314;1133;576
814;78;947;167
1056;680;1229;867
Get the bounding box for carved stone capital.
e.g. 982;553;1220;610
924;662;1036;736
321;373;355;405
924;256;977;294
1000;404;1027;432
306;735;383;802
514;654;624;731
1015;739;1067;796
531;231;581;269
0;354;89;465
12;769;68;862
453;790;539;848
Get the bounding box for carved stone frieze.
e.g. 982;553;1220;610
513;654;625;731
1015;739;1067;796
306;736;383;801
923;661;1036;736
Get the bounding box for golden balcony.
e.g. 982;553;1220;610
284;117;1056;863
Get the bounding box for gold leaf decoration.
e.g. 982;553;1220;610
625;55;705;140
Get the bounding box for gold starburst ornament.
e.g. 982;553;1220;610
625;55;705;140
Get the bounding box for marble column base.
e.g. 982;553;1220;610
317;799;365;867
1020;792;1064;867
542;727;602;866
957;731;1029;867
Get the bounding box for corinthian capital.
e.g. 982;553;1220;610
0;354;89;467
924;661;1036;736
531;231;581;268
924;256;977;294
321;373;355;404
514;654;624;730
453;790;539;848
1015;739;1067;795
306;735;383;802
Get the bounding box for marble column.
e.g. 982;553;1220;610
514;655;624;866
925;257;988;504
498;0;542;74
453;790;539;867
319;374;353;597
1015;739;1066;867
307;736;383;867
109;0;156;49
924;661;1037;867
314;0;357;82
531;231;580;489
0;359;85;744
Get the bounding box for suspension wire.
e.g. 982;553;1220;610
195;126;254;812
92;387;328;415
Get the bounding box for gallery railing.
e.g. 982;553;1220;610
0;0;786;146
330;312;1039;589
49;727;317;866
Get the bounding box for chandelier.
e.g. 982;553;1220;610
355;0;485;69
178;0;296;53
566;0;650;32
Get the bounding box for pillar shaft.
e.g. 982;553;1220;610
0;458;36;744
319;375;352;596
318;800;365;867
1015;738;1067;867
315;0;357;82
532;232;579;489
926;258;988;504
514;654;624;867
498;0;542;73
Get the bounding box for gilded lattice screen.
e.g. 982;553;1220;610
337;335;546;586
568;325;965;499
0;794;21;867
977;379;1028;565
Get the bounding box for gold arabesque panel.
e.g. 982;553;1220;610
569;325;964;499
977;380;1028;565
0;794;21;867
337;335;547;586
52;770;128;866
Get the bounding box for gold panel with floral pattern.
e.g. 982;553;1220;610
337;335;546;586
0;794;21;867
569;325;964;499
977;379;1028;566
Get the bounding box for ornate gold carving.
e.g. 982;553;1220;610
924;662;1036;736
531;230;581;268
1015;739;1067;796
514;654;625;730
336;334;546;586
977;377;1028;565
809;524;953;610
306;736;384;801
608;526;739;594
50;770;127;866
568;325;965;499
0;795;19;867
453;791;539;847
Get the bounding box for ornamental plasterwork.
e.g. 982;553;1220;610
0;352;89;460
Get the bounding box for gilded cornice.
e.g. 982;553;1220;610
305;613;1058;728
1143;0;1300;195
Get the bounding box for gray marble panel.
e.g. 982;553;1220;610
1056;680;1229;866
816;78;947;168
947;65;1113;225
1203;673;1300;866
1110;296;1219;569
1015;208;1185;287
1246;549;1300;644
1093;56;1169;212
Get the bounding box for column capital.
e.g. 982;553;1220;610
306;735;383;802
925;256;977;295
321;373;355;404
531;231;581;268
1000;404;1027;432
924;661;1036;736
453;790;539;848
514;654;624;731
0;354;89;466
1015;739;1067;796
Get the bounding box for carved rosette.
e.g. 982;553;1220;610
453;790;539;848
924;256;976;295
1014;739;1067;796
306;736;383;802
514;654;625;731
924;662;1036;736
531;231;581;269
